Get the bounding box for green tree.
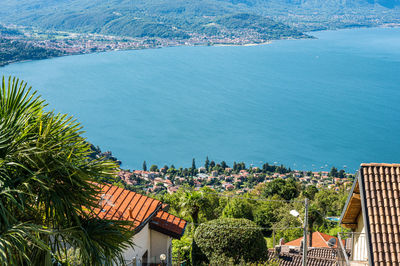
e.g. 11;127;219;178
233;161;237;171
330;166;338;177
262;178;300;201
222;198;253;220
253;196;282;237
209;160;215;169
272;201;304;243
313;188;347;217
150;164;158;172
180;190;209;226
0;77;133;265
191;158;197;175
143;160;147;171
204;156;209;171
338;169;346;178
221;161;228;169
200;187;222;220
192;218;268;264
192;158;196;170
303;185;318;200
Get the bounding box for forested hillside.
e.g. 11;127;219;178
0;38;64;66
0;0;399;39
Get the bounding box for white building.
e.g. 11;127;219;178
95;183;187;265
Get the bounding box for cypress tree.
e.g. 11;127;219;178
205;156;210;171
210;160;216;169
192;158;196;170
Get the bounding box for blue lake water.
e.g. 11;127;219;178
2;27;400;172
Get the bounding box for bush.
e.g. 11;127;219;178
192;218;268;265
222;198;254;220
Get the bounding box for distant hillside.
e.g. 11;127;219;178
213;13;309;39
0;0;399;39
0;38;64;66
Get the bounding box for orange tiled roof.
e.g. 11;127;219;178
284;232;341;248
92;183;187;238
150;211;187;239
92;183;162;230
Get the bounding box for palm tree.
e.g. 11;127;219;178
180;190;208;227
0;77;134;265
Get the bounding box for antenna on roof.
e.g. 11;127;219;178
327;238;336;248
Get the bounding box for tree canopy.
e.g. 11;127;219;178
0;77;133;265
192;218;268;265
262;178;300;201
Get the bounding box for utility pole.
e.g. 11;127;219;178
302;198;309;266
272;229;275;248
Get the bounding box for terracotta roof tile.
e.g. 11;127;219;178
92;183;187;238
93;184;162;230
284;232;342;248
268;248;339;266
359;164;400;264
149;211;187;239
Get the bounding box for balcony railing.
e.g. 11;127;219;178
337;232;368;266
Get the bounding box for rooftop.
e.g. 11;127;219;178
340;163;400;264
284;232;341;249
92;183;187;238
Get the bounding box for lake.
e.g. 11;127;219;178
2;27;400;172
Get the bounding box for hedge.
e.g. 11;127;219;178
192;218;268;265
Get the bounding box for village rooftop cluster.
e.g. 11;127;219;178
117;164;355;194
2;25;277;56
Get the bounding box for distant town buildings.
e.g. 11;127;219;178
117;165;354;195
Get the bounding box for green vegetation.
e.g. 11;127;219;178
222;197;254;220
0;77;134;265
215;13;308;40
150;164;159;172
0;38;64;66
160;176;349;265
261;178;300;200
192;218;268;264
1;0;399;39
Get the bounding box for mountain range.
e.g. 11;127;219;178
0;0;399;38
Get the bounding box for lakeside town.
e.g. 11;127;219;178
0;23;286;67
115;159;355;195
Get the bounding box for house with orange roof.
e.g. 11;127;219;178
93;183;187;265
283;231;342;249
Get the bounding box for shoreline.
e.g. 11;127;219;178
0;39;285;67
2;24;399;68
213;41;272;47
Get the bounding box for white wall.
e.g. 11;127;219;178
121;224;173;266
122;224;151;265
149;229;172;265
353;213;368;262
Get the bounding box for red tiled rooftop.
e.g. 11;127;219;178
150;211;187;239
92;183;162;230
284;232;341;248
92;183;187;238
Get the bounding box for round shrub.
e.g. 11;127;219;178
192;218;268;265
